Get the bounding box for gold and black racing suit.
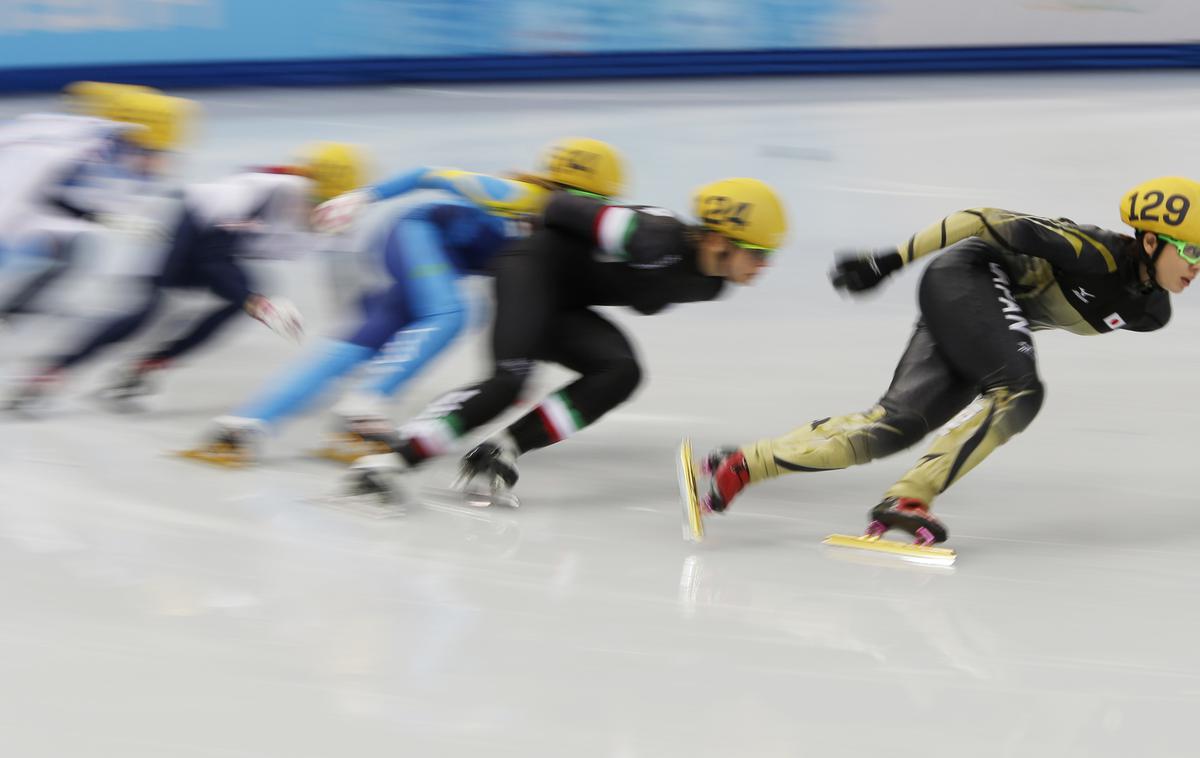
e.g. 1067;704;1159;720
739;208;1170;507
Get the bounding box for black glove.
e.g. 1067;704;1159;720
830;249;904;293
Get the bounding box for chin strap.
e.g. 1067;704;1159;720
1134;235;1167;293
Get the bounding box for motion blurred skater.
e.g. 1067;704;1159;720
344;176;788;506
180;137;626;466
0;83;186;328
7;144;366;412
682;178;1200;547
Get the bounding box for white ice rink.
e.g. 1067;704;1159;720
2;72;1200;757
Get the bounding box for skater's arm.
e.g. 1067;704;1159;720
367;167;432;201
419;170;547;217
832;208;1119;293
40;162;102;220
896;208;1120;273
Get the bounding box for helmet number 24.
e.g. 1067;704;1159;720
700;196;752;229
1127;190;1190;226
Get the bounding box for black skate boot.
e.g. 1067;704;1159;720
343;453;407;502
98;358;167;409
6;368;63;415
456;441;520;508
867;497;948;546
313;453;411;517
701;446;751;513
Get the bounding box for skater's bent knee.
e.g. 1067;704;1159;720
869;405;930;458
490;359;533;403
607;356;642;401
989;375;1044;432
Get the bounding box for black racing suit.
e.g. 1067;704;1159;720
392;192;725;464
738;208;1168;509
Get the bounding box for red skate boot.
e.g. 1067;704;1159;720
701;446;751;513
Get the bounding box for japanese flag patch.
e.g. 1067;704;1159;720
1103;312;1126;331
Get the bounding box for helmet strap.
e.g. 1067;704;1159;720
1140;234;1167;292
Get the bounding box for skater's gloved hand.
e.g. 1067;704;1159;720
247;295;304;342
830;249;903;294
311;189;372;233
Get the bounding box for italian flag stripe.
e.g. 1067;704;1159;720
535;392;583;442
400;417;457;456
594;206;637;258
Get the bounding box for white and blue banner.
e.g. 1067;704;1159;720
1;0;1198;90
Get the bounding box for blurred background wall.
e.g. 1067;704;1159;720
2;0;1199;92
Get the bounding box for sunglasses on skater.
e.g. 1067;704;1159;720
732;239;774;261
1158;233;1200;265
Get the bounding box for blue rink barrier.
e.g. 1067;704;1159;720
4;44;1200;93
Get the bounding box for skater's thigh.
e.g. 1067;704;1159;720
344;284;410;351
489;241;557;362
880;320;979;429
543;309;637;373
918;243;1039;389
384;219;463;318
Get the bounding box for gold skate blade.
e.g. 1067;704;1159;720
823;534;956;567
677;438;704;543
310;435;391;465
173;447;251;469
309;447;360;465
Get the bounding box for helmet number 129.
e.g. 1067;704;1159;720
1127;190;1190;226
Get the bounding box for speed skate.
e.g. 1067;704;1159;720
309;432;392;465
822;527;957;567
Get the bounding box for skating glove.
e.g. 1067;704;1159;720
311;189;372;233
247;295;304;342
830;249;904;293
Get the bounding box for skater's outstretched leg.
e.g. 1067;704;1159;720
704;322;976;512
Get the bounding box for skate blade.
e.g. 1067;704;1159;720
822;534;956;567
173;447;251;469
425;485;519;509
309;447;359;465
677;438;704;543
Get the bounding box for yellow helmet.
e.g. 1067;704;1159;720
303;142;368;202
538;137;624;198
1120;176;1200;246
103;91;195;151
692;177;788;251
64;81;160;117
